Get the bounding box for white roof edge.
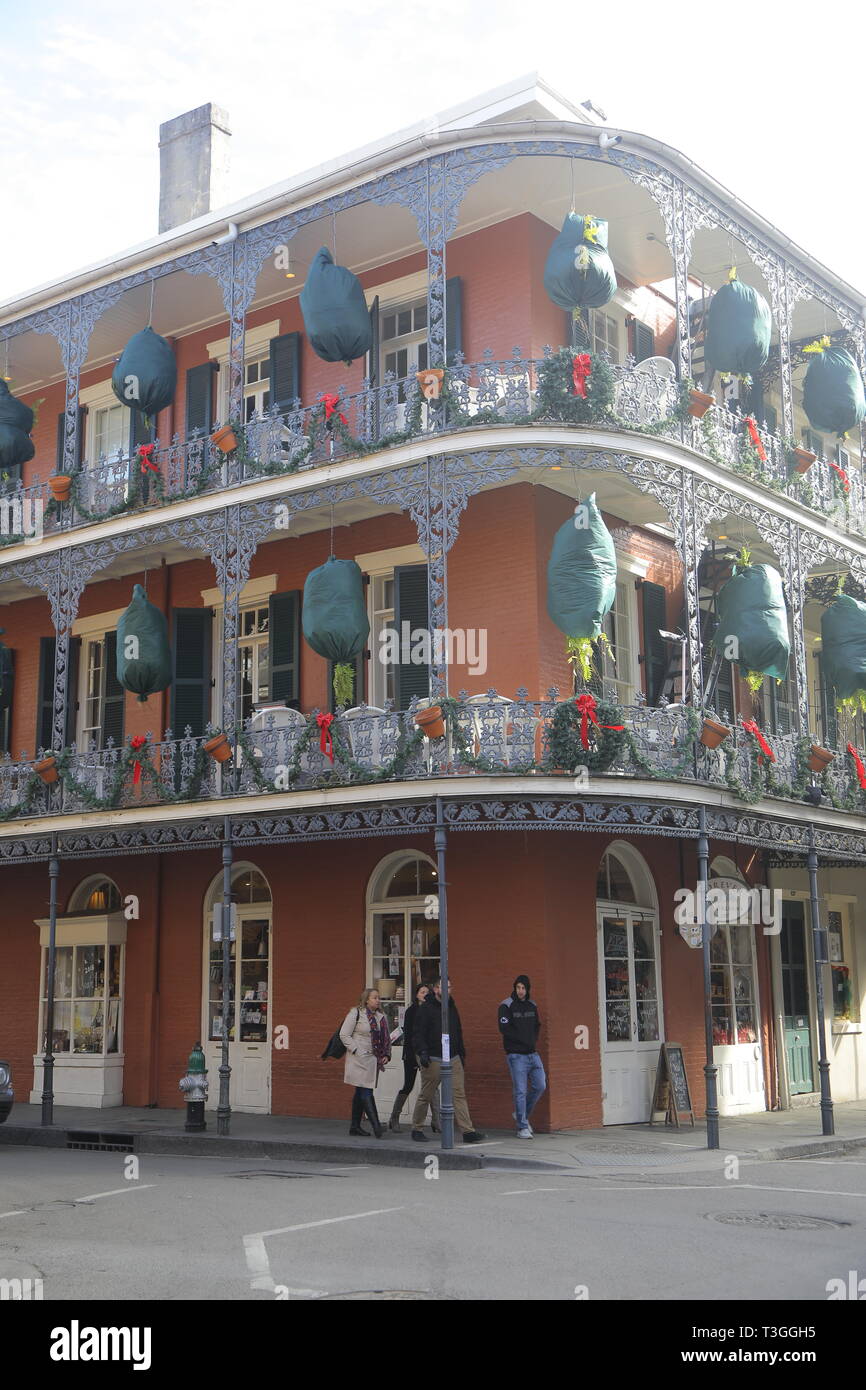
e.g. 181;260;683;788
1;81;863;324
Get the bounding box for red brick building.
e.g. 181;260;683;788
1;76;864;1130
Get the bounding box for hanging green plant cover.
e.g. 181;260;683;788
704;272;772;378
0;629;13;713
302;557;370;703
0;379;35;470
0;379;34;433
300;247;373;367
543;214;617;313
116;584;171;703
547;493;617;680
111;326;177;420
802;340;866;438
820;593;866;709
713;558;789;688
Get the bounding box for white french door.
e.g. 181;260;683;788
597;907;664;1124
366;904;441;1120
203;908;272;1113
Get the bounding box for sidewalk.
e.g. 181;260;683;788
2;1100;865;1172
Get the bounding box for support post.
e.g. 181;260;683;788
699;806;720;1149
217;815;233;1135
807;826;835;1136
435;796;454;1150
41;834;60;1126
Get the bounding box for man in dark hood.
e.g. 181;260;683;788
498;974;545;1138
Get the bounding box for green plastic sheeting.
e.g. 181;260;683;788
705;278;772;378
300;248;373;366
116;584;171;703
546;493;617;640
0;630;13;713
713;562;789;683
803;348;866;439
302;556;370;663
111;327;177;419
820;594;866;702
543;214;617;313
0;380;35;470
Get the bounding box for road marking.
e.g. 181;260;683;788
0;1211;30;1220
501;1188;565;1196
244;1206;404;1296
74;1185;155;1202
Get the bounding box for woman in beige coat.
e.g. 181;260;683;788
341;987;391;1138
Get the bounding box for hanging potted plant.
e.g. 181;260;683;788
211;423;238;454
807;744;834;773
699;716;731;749
414;704;446;740
547;493;617;684
712;548;790;695
49;473;73;503
34;754;58;784
204;731;232;763
704;269;772;382
301;556;370;709
687;385;716;418
790;443;817;474
820;591;866;716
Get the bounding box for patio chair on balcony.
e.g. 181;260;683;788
464;693;514;768
628;357;677;426
342;705;388;772
245;704;307;781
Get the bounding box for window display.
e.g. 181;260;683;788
710;920;758;1044
40;942;123;1055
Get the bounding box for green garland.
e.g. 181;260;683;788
543;696;627;773
43;448;216;527
724;729;813;804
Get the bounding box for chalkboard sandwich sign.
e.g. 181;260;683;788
650;1043;694;1128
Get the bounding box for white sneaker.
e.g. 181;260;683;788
517;1128;533;1139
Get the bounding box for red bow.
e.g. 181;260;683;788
316;712;335;762
137;443;158;474
572;354;592;399
129;734;147;785
847;743;866;789
320;394;348;426
829;459;850;493
744;417;767;462
741;718;775;762
574;693;624;751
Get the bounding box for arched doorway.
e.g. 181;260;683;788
202;864;273;1113
366;851;440;1122
596;843;663;1124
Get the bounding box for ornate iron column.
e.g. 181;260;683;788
425;154;447;369
217;815;234;1136
41;834;60;1127
777;262;797;444
786;525;810;735
698;806;720;1148
682;472;705;711
434;797;454;1150
807;825;835;1136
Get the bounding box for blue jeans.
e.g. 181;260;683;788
507;1052;546;1128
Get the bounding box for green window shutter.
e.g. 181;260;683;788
394;564;429;708
0;648;12;755
564;310;574;350
268;590;301;708
185;363;217;437
101;631;125;749
632;319;655;362
640;581;667;705
269;333;302;412
445;277;463;366
763;403;778;435
817;653;838;747
67;637;81;747
39;636;80;750
171;608;213;738
366;296;380;388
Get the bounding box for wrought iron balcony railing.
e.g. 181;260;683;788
2;352;861;548
2;692;864;824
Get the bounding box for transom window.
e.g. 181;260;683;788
382;299;428;383
238;604;270;724
244;354;271;423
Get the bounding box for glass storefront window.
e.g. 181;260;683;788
711;920;758;1045
41;943;122;1055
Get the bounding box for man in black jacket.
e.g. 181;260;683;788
498;974;545;1138
411;979;485;1144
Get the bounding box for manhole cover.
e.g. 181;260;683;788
705;1210;849;1231
319;1290;449;1301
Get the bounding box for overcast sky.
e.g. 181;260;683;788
0;0;862;307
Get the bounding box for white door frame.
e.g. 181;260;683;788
597;902;664;1124
202;896;273;1114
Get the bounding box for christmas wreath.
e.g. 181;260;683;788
543;693;626;773
535;348;616;426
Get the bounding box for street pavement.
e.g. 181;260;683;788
2;1138;865;1300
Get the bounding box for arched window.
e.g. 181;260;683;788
68;876;122;914
596;845;655;909
367;852;440;1036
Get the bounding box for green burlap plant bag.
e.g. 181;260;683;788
300;248;373;366
821;593;866;708
713;560;789;691
543;214;617;312
803;345;866;439
111;326;177;420
705;274;772;379
116;584;172;702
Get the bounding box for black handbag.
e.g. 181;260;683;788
321;1008;358;1061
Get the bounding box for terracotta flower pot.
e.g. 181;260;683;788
49;474;72;503
35;755;58;784
700;717;731;749
792;447;816;475
212;426;238;454
808;744;834;774
687;389;716;419
417;368;445;401
204;733;232;763
414;705;446;740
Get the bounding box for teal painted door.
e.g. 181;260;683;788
780;903;814;1095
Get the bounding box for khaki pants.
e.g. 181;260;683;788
411;1056;474;1133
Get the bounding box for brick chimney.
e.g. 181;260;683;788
158;103;232;234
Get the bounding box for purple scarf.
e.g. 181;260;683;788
367;1008;390;1070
